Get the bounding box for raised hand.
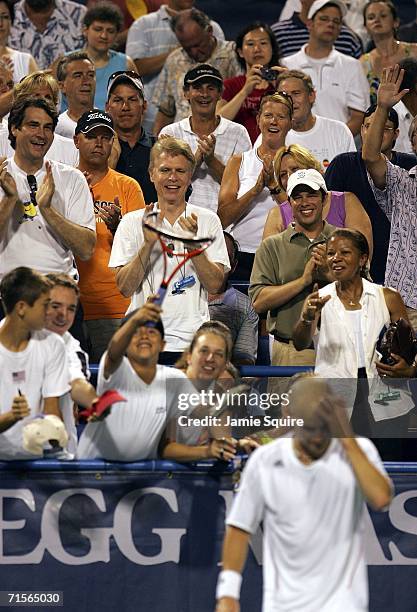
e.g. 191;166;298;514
142;203;161;246
98;195;122;234
178;211;198;236
377;64;409;110
197;134;216;162
37;161;55;209
243;64;263;95
301;283;331;322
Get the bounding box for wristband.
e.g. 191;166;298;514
300;315;314;325
216;570;242;601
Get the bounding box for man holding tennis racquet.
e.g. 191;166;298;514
109;136;230;364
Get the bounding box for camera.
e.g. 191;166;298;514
260;67;278;82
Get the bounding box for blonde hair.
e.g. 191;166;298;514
150;137;195;171
258;91;293;119
14;71;60;107
273;144;323;191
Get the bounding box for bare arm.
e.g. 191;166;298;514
28;55;39;73
126;55;138;73
43;396;62;420
344;192;373;261
217;66;263;121
362;65;408;189
134;50;175;77
153;110;174;137
262;206;284;239
292;284;330;350
347;108;365;137
215;526;251;612
0;395;30;433
160;437;236;462
70;378;98;408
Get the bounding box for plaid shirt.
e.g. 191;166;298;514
370;162;417;309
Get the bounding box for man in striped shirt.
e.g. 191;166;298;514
271;0;362;59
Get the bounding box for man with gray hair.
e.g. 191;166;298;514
55;51;96;138
152;8;240;135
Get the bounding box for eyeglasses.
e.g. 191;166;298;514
27;175;37;206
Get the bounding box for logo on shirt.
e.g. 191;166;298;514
12;370;26;383
20;200;38;222
155;406;166;415
94;200;115;223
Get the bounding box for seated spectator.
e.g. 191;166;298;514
80;1;136;110
274;69;356;165
55;51;95;138
0;97;96;281
249;169;336;366
325;104;416;284
45;272;97;457
77;303;187;461
0;267;69;459
208;232;259;366
272;0;363;59
217;22;280;144
10;0;86;70
218;93;292;280
263;144;373;259
0;0;38;82
392;57;417;153
0;71;79;165
105;70;157;204
109;137;229;364
74;109;145;362
160;64;251;213
282;0;370;136
362;64;417;332
360;1;417;106
152;8;240;135
126;0;224;132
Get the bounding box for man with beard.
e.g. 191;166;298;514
10;0;86;69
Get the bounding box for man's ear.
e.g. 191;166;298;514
73;134;79;150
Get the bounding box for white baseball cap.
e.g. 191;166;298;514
287;169;328;198
308;0;347;20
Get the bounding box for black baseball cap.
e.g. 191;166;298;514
75;109;115;135
184;64;223;88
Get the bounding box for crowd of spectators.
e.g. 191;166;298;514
0;0;416;464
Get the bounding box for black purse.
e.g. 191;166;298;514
379;318;417;366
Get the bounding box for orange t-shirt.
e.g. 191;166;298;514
76;168;145;319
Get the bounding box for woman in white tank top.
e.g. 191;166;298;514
0;0;37;84
218;92;292;280
292;229;416;442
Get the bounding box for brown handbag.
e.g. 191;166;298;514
380;318;417;366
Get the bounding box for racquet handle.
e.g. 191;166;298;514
153;284;168;306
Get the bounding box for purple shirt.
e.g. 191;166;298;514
280;191;346;228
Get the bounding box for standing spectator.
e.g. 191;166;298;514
217;22;280;144
362;64;417;331
218;93;292;280
126;0;224;132
282;0;370;135
0;71;79;166
80;1;136;110
105;70;157;204
74;109;145;362
0;97;96;281
274;69;356;165
55;51;95;138
0;0;38;81
160;64;251;213
152;8;240;135
0;267;69;459
325;104;416;284
208;232;259;366
273;0;363;58
109;137;229;363
360;1;417;107
10;0;86;69
249;169;335;366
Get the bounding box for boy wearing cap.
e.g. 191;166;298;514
74;109;145;362
249;169;336;366
77;302;189;461
160;64;251;213
105;70;157;204
0;97;96;282
282;0;370;136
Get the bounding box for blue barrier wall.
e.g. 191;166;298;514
0;460;416;611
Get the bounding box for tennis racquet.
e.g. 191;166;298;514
142;209;215;305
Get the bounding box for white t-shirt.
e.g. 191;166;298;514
10;49;32;83
59;331;90;456
282;47;370;123
0;330;69;459
55;111;77;139
109;203;230;351
160;117;251;212
227;436;388;612
0;157;96;280
0;124;79;166
393;100;413;154
77;356;188;461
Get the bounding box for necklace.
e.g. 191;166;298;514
336;283;361;306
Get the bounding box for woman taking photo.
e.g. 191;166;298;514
217;21;280;143
360;0;417;105
293;229;415;441
263;144;373;262
218;92;292;280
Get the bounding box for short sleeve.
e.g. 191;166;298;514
42;336;70;398
126;17;149;59
346;63;370;112
109;212;143;268
249;239;278;303
65;169;96;230
226;450;265;533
